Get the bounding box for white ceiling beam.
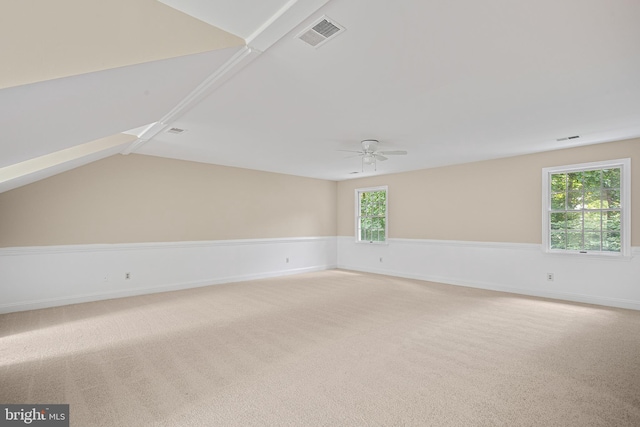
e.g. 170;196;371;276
246;0;331;52
123;0;331;155
0;134;135;194
121;46;260;154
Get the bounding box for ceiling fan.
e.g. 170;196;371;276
339;139;408;171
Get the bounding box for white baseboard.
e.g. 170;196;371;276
0;237;337;313
1;264;335;313
337;264;640;311
337;237;640;311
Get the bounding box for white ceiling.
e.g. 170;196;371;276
140;0;640;180
158;0;292;39
3;0;640;187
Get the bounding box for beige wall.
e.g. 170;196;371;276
3;138;638;248
338;138;640;245
0;154;337;247
2;0;244;89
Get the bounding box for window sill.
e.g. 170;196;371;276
544;249;632;261
356;240;389;245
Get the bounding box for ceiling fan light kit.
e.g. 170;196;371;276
339;139;408;172
361;139;378;152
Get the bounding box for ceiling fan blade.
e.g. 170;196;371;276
375;154;389;161
337;149;364;153
344;154;363;159
378;150;408;155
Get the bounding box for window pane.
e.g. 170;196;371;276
567;232;583;250
583;191;601;209
369;217;384;242
550;231;566;249
551;193;566;210
551;173;566;192
584;232;601;251
567;191;583;210
603;211;620;231
602;168;620;189
566;212;582;230
545;162;626;255
550;212;566;230
358;189;386;242
371;201;381;216
567;172;583;190
603;232;621;252
582;170;601;190
583;211;601;231
602;190;620;209
378;191;386;209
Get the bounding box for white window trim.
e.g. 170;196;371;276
541;158;631;258
355;186;388;244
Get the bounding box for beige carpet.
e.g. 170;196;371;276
1;270;640;426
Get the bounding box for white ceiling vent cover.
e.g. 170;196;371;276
297;16;345;48
166;127;186;134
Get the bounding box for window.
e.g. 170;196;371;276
356;186;387;243
542;158;631;256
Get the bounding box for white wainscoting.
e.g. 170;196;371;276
0;237;337;313
3;236;638;314
337;237;640;310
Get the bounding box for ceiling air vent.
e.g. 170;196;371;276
297;16;345;48
556;135;580;142
166;127;186;134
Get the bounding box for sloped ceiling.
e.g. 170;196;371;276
0;47;242;168
0;133;136;194
0;0;245;191
157;0;294;40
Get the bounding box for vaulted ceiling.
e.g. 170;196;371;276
2;0;640;192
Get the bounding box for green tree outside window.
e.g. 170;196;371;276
357;188;387;243
549;168;621;252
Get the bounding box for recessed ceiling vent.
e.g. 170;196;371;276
297;16;345;48
166;127;186;134
556;135;580;142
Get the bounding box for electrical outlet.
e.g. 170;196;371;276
546;273;554;281
125;272;131;280
286;257;289;263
